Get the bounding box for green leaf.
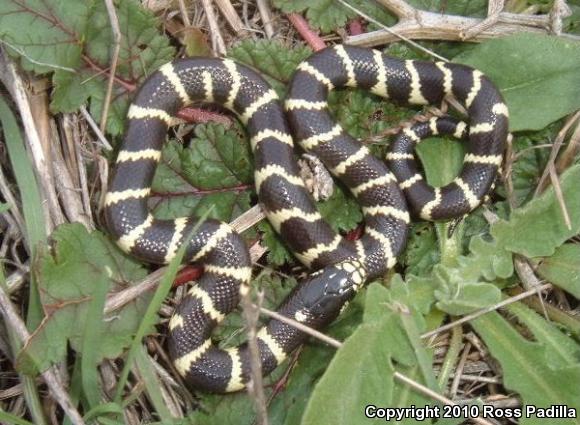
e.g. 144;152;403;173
403;223;439;276
506;301;580;369
507;130;553;206
228;40;312;96
258;220;295;266
81;272;111;407
16;224;149;375
134;346;173;419
300;322;394;425
415;137;464;187
0;0;175;135
536;244;580;298
434;271;501;315
455;33;580;131
271;0;394;33
472;312;580;425
151;124;253;222
0;0;90;74
317;184;362;233
491;164;580;258
461;235;513;281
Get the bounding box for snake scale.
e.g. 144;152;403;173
104;45;508;393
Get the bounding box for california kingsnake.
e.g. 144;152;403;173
104;45;508;393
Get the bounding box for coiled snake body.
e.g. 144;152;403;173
104;46;508;393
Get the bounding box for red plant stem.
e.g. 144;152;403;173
82;55;137;92
151;183;251;199
345;224;364;241
286;13;326;51
174;266;204;286
176;107;233;126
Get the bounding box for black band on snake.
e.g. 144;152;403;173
104;45;508;393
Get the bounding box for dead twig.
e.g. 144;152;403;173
556;115;580;174
240;288;269;425
201;0;227;55
100;0;122;133
345;0;580;47
256;0;275;38
215;0;246;35
421;283;553;339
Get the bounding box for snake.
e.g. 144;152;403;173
104;45;508;393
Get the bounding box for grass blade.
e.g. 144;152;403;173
0;95;46;328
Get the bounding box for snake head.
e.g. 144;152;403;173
300;260;367;317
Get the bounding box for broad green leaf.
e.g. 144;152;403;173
0;0;90;74
16;224;149;375
536;244;580;298
491;164;580;258
0;0;175;135
455;33;580;131
459;235;513;281
415;137;465;187
435;278;501;315
506;302;580;369
472;312;580;425
300;322;394;425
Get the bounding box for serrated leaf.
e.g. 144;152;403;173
271;0;394;34
536;243;580;299
329;90;406;140
491;164;580;258
472;312;580;425
0;0;91;74
404;223;439;276
317;184;362;232
1;0;175;135
455;33;580;131
228;40;312;96
462;235;513;281
17;224;149;375
258;220;295;266
151;124;254;222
